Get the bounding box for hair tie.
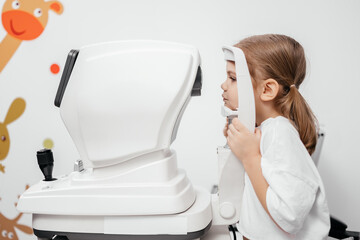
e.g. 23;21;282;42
286;84;297;95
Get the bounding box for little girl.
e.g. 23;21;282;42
222;34;330;239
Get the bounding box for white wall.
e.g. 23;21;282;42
0;0;359;239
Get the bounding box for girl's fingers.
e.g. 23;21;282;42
223;119;229;137
232;118;248;133
223;126;228;137
228;123;239;135
226;136;231;147
227;128;233;138
227;127;239;143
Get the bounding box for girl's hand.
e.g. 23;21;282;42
227;118;262;168
223;118;229;137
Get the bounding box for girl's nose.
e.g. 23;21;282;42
221;81;227;91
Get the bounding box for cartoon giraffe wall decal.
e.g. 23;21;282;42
0;98;26;173
0;0;63;73
0;185;33;240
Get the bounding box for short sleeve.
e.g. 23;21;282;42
265;168;318;234
259;117;321;234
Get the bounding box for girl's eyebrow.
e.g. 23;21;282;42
227;70;236;75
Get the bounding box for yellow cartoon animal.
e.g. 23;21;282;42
0;98;26;173
0;0;63;73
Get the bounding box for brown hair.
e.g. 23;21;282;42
235;34;318;155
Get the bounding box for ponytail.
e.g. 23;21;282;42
275;85;318;155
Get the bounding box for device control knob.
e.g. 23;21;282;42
220;202;236;219
74;159;84;172
37;149;56;181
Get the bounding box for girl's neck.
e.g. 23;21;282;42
256;105;282;126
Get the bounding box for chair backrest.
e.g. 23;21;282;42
311;128;325;166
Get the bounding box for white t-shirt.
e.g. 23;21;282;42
238;116;330;240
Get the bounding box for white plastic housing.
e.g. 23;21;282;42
30;187;211;236
211;46;255;226
17;150;196;215
17;41;200;217
222;46;255;132
60;40;201;168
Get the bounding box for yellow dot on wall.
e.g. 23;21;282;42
43;138;54;149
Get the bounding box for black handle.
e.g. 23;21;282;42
37;149;56;181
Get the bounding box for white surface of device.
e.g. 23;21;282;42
17;41;203;217
222;45;255;132
16;41;257;240
210;46;255;226
60;40;201;169
17;41;215;240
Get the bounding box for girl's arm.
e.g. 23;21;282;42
243;154;269;214
242;154;286;232
227;118;285;232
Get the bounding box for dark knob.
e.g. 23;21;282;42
37;149;56;181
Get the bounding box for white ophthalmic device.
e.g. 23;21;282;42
17;40;256;240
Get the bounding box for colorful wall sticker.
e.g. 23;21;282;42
0;0;63;73
0;185;33;240
0;98;26;173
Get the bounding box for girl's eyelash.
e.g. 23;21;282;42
230;77;236;81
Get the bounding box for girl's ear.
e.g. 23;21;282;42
259;79;280;102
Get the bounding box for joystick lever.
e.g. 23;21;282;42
37;149;56;181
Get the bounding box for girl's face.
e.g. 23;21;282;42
221;61;238;110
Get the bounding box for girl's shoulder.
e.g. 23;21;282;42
259;116;321;189
260;115;299;138
259;116;304;155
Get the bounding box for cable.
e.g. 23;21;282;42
228;225;237;240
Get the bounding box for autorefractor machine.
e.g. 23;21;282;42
17;40;255;240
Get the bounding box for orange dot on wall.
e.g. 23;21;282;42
50;64;60;74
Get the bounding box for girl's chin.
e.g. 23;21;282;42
224;104;236;111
